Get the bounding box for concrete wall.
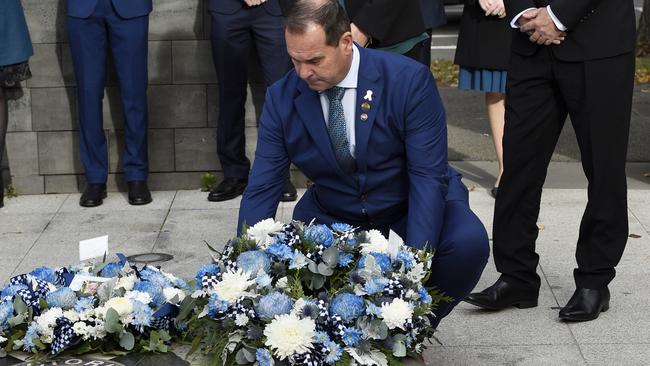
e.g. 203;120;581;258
3;0;302;194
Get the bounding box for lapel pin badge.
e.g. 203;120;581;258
360;113;369;121
363;90;373;102
361;102;371;111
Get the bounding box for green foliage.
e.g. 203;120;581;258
201;172;217;192
636;57;650;83
104;308;123;334
430;59;459;87
5;183;17;198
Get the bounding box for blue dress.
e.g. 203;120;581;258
0;0;33;86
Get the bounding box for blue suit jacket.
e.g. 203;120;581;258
238;47;466;250
208;0;282;16
67;0;152;19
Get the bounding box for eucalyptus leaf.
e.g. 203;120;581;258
13;297;27;315
308;261;318;274
235;348;249;365
309;274;326;289
119;331;135;351
104;308;123;334
243;347;256;362
317;263;334;276
378;322;388;340
392;341;406;357
322;247;339;267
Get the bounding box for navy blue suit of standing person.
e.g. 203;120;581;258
207;0;297;203
67;0;153;207
238;0;489;328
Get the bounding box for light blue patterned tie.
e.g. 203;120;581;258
324;86;356;174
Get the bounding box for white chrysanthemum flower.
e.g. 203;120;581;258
235;314;249;326
406;262;426;283
163;287;186;304
88;324;107;340
248;218;284;249
264;314;316;360
361;230;390;255
72;322;90;340
0;335;7;344
380;298;413;330
105;297;134;324
214;268;256;303
63;310;80;323
125;290;152;305
275;277;288;289
36;307;63;334
116;274;137;291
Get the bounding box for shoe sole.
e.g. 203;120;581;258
464;298;538;310
207;191;243;202
128;198;152;206
279;195;298;202
558;303;609;322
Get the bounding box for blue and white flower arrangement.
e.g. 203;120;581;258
0;254;190;357
181;219;451;365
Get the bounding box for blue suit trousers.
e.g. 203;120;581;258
68;0;149;183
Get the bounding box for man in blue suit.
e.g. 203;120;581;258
67;0;152;207
238;0;489;328
207;0;297;203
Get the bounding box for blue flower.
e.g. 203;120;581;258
256;273;272;288
341;327;363;346
139;267;172;288
363;278;388;295
330;293;365;323
74;297;95;312
29;267;57;283
266;242;294;261
133;281;165;307
46;287;77;309
208;293;229;318
256;292;293;320
325;340;343;364
315;331;331;344
358;253;392;273
195;264;221;289
0;301;14;330
173;277;190;291
304;224;334;247
331;223;353;232
99;262;123;278
289;250;308;269
131;300;152;330
1;284;28;299
236;250;271;275
337;252;354;268
397;250;415;271
256;348;274;366
22;322;39;351
418;287;432;304
365;303;382;317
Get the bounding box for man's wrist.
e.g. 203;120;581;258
510;7;536;28
546;5;567;31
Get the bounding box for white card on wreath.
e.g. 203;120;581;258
68;274;112;291
79;235;109;261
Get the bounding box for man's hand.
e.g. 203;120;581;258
520;7;566;45
479;0;506;18
243;0;265;6
351;23;370;47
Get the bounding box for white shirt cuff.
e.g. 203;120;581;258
510;8;537;28
546;5;567;31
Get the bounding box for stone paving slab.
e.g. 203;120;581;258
424;344;586;366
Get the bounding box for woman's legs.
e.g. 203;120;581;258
0;87;8;207
486;92;505;188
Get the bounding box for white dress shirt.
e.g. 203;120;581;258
319;44;360;157
510;6;567;31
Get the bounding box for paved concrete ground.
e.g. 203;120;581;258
1;162;649;365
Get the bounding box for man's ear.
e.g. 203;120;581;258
339;31;354;53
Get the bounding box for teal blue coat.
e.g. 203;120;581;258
0;0;33;66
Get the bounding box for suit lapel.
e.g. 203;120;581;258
294;82;353;181
354;49;382;192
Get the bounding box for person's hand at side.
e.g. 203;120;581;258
351;22;370;47
243;0;264;7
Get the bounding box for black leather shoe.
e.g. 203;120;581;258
207;178;247;202
80;183;107;207
464;278;538;310
559;287;610;322
127;181;152;205
490;186;498;198
280;179;297;202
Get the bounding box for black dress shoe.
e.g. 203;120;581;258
280;179;297;202
128;181;152;205
80;183;107;207
559;287;610;322
207;178;247;202
464;278;538;310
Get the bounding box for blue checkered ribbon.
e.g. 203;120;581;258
151;303;180;331
51;317;76;354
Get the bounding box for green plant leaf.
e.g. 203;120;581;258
317;263;334;276
13;297;28;314
322;247;339;267
104;308;123;334
177;296;197;322
119;331;135;351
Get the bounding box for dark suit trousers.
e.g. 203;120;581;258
494;48;634;290
68;0;149;183
210;7;290;179
293;186;490;328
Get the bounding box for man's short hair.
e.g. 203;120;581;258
284;0;351;46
